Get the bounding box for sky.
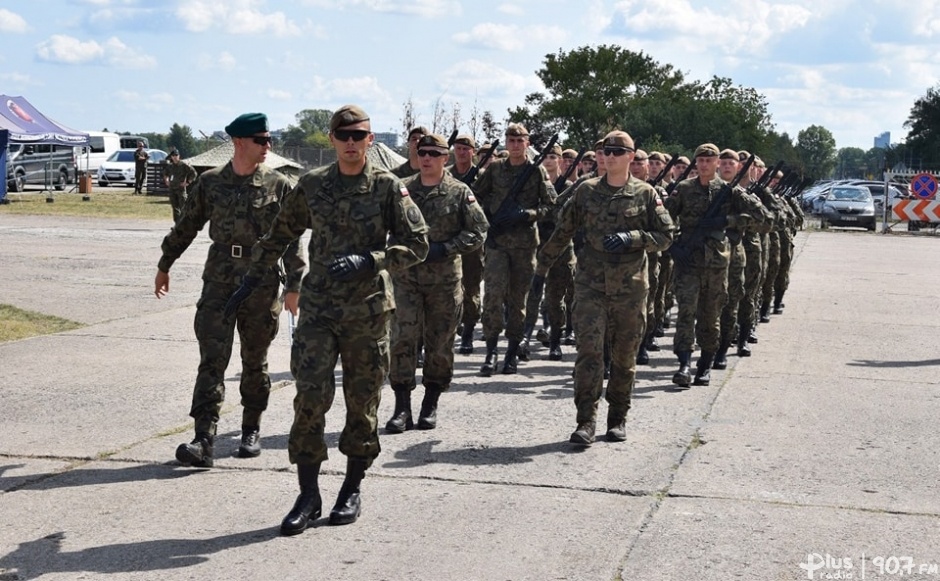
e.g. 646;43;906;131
0;0;936;151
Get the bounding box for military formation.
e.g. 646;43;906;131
155;105;803;536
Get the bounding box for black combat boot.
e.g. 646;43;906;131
384;384;413;434
329;457;367;526
694;352;714;386
457;324;475;355
737;324;752;357
547;326;563;361
712;342;731;370
636;341;650;365
570;421;596;446
238;425;262;458
417;384;444;430
646;331;661;352
759;302;771;323
672;350;692;388
748;328;759;343
280;463;322;536
654;319;666;338
518;338;531;362
175;431;214;467
606;411;627;442
479;337;499;376
773;292;785;315
501;339;521;374
662;313;671;329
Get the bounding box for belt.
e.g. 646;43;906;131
213;242;247;258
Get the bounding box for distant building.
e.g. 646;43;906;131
373;132;399;149
874;131;890;149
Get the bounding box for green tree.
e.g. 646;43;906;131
835;147;866;179
167;123;198;158
282;109;333;148
139;132;167;152
795;125;837;179
903;85;940;167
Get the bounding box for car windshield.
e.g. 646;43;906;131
107;151;136;162
829;188;871;202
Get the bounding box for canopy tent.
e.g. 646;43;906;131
0;95;89;147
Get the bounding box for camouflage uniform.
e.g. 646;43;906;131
537;174;674;431
390;172;488;391
738;195;774;352
133;147;149;194
448;163;485;346
774;196;804;311
472;155;556;368
247;160;428;468
157;161;304;437
759;191;787;320
164;158;197;223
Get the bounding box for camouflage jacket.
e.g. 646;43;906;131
163;160;197;191
157;161;304;290
669;176;766;269
396;172;488;285
391;160;420;179
536;175;674;294
247;160;429;321
472;157;556;250
447;163;477;186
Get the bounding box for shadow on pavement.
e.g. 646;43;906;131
847;358;940;368
381;438;582;469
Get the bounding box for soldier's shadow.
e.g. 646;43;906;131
0;528;275;580
382;438;577;469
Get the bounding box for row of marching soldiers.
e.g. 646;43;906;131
384;122;802;447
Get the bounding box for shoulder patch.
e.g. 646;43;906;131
406;206;421;224
467;193;476;203
400;187;410;197
656;197;663;206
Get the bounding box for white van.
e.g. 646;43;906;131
77;131;121;175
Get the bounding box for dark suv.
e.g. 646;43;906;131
5;143;77;192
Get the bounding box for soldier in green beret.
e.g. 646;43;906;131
225;104;429;535
155;112;304;467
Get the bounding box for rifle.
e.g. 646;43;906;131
664;161;695;196
459;138;499;187
668;155;754;269
748;161;783;195
555;147;587;193
447;129;459;148
489;133;559;233
649;153;679;189
772;170;797;195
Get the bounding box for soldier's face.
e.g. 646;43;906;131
417;146;448;179
594;149;607;172
649;159;665;176
542;153;559;172
505;135;529;162
454;144;474;165
696;156;718;179
630;158;649;180
330;121;373;164
672;163;688;179
718;158;738;181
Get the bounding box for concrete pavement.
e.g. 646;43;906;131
0;214;938;580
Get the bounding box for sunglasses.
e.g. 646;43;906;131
333;129;370;142
251;136;273;146
417;149;447;158
603;147;633;157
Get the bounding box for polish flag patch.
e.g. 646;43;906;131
467;193;476;203
400;187;410;197
656;197;663;206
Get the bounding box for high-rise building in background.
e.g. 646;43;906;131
874;131;890;149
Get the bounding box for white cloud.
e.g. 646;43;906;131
115;90;175;111
301;0;460;17
35;34;155;68
0;8;28;33
440;59;542;100
267;89;293;100
300;75;394;106
498;4;524;16
196;51;238;72
0;72;37;85
453;23;569;51
176;0;301;36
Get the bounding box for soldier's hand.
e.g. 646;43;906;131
224;275;261;318
493;207;529;229
327;253;375;281
697;215;729;230
425;242;448;263
154;270;170;299
530;274;546;299
603;232;634;253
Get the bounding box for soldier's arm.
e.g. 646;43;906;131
451;185;489;255
536;187;580;276
532;166;556;221
273;179;307;292
642;189;675;252
379;180;429;273
247;184;309;280
157;175;210;272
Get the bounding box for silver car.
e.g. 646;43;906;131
819;185;876;231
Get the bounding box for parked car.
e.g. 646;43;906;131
97;148;167;187
5;143;77;192
77;131;122;175
819;185;876;231
844;180;907;212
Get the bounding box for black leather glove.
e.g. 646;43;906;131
224;275;261;318
425;242;447;263
328;253;374;281
530;274;545;299
668;244;693;269
494;207;529;229
698;215;729;230
603;231;634;253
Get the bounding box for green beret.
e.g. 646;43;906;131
225;112;268;138
330;104;370;131
694;143;720;158
505;123;529;137
602;130;635;150
454;134;476;148
417;133;449;150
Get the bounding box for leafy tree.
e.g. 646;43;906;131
480;110;501;144
400;96;417;143
795;125;837;179
835;147;866;179
903;85;940;167
138;132;167;152
167;123;199;158
281;109;333;148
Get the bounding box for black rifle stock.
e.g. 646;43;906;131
489;133;559;233
555;147;587;193
460;139;499;187
665;161;695;196
447;129;459;148
748;161;784;195
649;153;679;189
668;155;754;268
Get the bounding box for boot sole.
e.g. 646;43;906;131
328;507;361;526
672;375;691;389
237;446;261;458
569;433;594;446
175;445;213;468
280;508;322;536
605;431;627;442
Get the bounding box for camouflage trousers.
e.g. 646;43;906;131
739;234;763;331
673;264;729;354
525;244;575;333
719;242;746;347
190;280;281;434
761;232;781;308
774;231;794;300
460;246;484;330
390;278;462;389
168;187;188;224
288;310;391;468
654;252;674;327
572;277;647;425
481;245;536;342
645;251;660;335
